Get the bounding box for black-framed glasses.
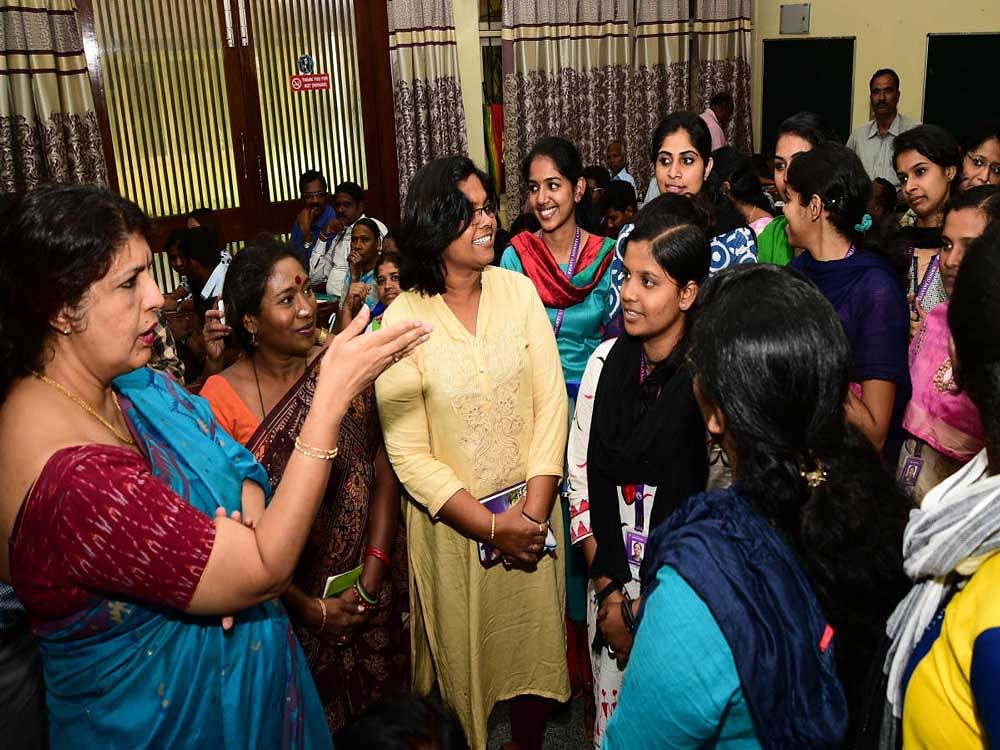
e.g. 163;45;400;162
471;203;498;224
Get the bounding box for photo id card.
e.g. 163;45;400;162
626;530;647;570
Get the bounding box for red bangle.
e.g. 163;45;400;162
365;546;391;566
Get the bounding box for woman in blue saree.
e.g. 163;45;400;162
0;186;429;748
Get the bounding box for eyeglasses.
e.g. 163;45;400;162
470;203;498;224
301;190;327;199
965;152;1000;179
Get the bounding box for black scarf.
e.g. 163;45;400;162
586;335;709;584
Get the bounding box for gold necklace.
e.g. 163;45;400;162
31;372;136;446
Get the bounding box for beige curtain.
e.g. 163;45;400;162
0;0;107;192
388;0;469;204
692;0;753;153
627;0;691;193
501;1;631;215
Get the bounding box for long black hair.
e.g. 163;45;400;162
689;264;911;712
0;185;149;399
949;220;1000;454
775;111;834;149
626;194;710;287
711;146;774;218
397;156;497;296
648;111;746;235
892;124;962;186
786;142;908;279
222;237;304;354
521;136;602;235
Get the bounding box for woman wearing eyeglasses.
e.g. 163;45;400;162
957;120;1000;192
376;157;570;750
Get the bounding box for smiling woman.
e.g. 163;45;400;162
199;239;411;732
377;156;570;750
0;185;429;748
500;137;618;674
566;194;711;746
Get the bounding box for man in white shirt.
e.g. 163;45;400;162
177;226;228;303
605;141;637;193
700;92;733;152
315;181;388;299
846;68;920;185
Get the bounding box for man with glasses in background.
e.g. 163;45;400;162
291;169;342;276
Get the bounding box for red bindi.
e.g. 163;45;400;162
294;275;302;285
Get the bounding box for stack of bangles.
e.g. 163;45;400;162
294;436;338;461
353;546;391;606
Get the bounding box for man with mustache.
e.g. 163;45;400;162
847;68;920;185
291;169;342;275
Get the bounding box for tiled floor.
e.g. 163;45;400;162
486;695;592;749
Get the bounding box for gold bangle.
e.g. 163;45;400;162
490;512;496;543
316;597;328;633
294;436;339;460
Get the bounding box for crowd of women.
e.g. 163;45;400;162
0;104;999;750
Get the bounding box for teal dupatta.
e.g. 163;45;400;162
38;367;331;749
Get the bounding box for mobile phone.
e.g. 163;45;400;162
217;299;226;326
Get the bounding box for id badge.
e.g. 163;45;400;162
626;530;647;570
900;454;924;487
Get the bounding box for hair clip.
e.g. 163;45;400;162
798;453;828;488
854;213;873;233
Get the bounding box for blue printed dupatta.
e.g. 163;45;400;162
38;367;330;749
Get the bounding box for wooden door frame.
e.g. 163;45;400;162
76;0;398;244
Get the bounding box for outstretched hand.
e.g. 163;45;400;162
314;307;432;416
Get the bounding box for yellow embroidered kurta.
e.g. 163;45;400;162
375;266;570;749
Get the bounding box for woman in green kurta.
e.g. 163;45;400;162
757;112;832;265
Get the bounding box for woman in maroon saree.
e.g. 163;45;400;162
201;239;409;732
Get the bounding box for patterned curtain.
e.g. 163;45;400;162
691;0;753;153
387;0;469;204
501;1;631;215
0;0;106;192
627;0;691;194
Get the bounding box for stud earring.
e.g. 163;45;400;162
63;328;70;335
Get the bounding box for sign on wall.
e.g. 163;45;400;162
290;53;331;92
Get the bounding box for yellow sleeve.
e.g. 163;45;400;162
521;277;569;479
375;298;465;517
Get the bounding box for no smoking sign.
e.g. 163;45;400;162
289;74;331;92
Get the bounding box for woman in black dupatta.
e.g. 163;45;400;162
200;239;408;732
565;195;710;746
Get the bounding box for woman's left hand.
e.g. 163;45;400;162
596;593;635;668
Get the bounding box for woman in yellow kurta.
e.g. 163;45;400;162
376;157;570;750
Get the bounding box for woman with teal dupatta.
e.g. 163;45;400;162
0;186;429;748
501;137;616;724
502;138;617;396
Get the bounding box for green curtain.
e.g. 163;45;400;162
0;0;107;192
